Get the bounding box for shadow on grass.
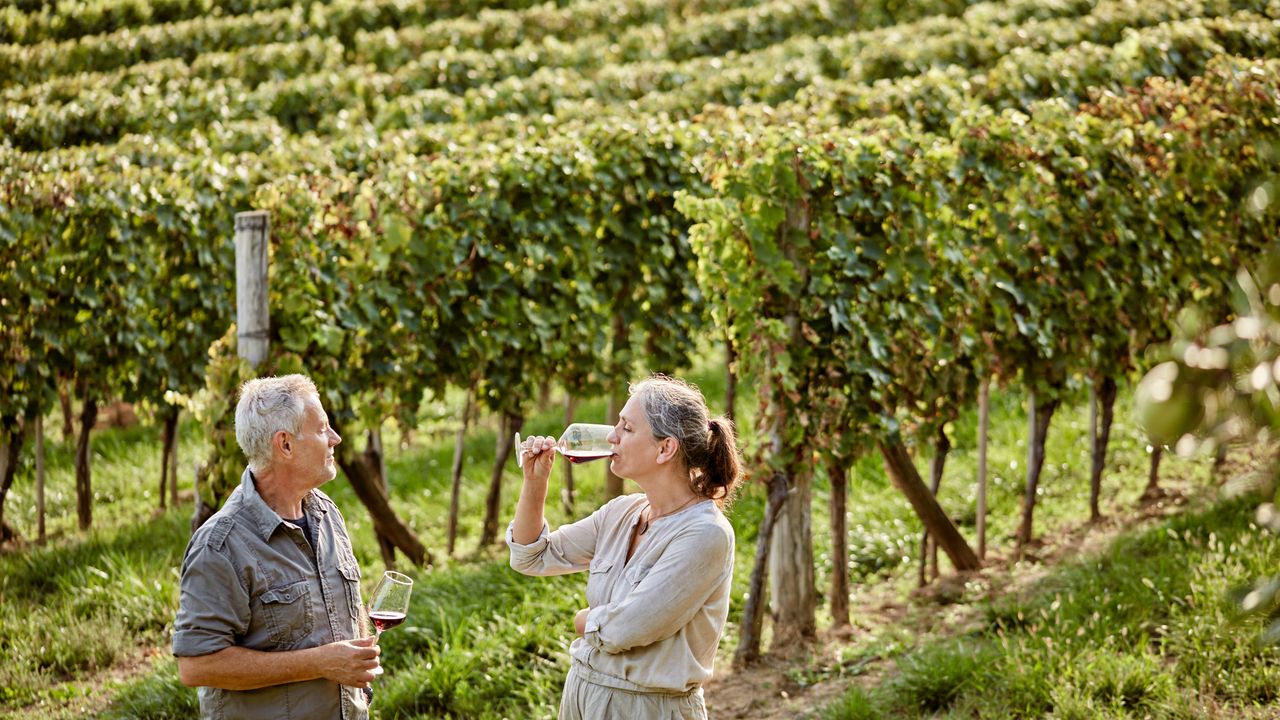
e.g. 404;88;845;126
1;510;190;602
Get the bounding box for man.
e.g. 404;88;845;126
173;374;380;719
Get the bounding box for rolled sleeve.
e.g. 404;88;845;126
172;543;250;658
506;507;602;577
582;604;610;645
582;523;732;655
506;520;552;574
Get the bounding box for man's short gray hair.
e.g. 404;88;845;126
235;374;318;471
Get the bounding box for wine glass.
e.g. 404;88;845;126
514;423;615;468
367;570;413;636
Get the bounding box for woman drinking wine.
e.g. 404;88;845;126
507;375;743;719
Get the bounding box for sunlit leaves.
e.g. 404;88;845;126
683;56;1280;474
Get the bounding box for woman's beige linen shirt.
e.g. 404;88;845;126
507;494;735;694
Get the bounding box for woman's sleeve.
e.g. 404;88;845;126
581;521;733;654
506;501;608;576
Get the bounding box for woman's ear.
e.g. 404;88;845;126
655;436;680;465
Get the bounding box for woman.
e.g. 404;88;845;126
507;375;742;719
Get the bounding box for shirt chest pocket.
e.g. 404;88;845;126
258;578;314;650
625;562;654;588
586;559;613;607
338;561;363;624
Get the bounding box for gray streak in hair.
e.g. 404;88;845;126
630;374;742;505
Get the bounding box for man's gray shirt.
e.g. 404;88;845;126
173;469;368;720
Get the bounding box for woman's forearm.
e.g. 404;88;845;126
512;437;556;544
512;478;548;544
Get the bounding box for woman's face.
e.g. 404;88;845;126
607;395;667;481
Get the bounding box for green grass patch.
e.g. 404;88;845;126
372;563;580;718
99;659;199;720
0;510;190;710
819;494;1280;718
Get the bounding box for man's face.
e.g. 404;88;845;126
290;394;342;485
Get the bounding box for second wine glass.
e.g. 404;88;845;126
514;423;615;468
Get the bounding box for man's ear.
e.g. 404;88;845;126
273;430;293;460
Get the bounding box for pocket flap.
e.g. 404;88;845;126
625;563;653;586
339;562;361;582
260;579;308;605
588;559;613;574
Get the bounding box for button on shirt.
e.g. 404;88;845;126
507;494;735;694
173;469;368;720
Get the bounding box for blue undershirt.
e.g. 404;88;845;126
284;513;317;562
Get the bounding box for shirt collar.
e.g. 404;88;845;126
238;467;327;542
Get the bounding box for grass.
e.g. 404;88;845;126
818;494;1280;718
0;418;203;718
0;352;1270;719
370;563;581;718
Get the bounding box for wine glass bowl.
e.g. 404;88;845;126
368;570;413;636
514;423;615;468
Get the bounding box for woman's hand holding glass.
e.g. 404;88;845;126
511;425;614;543
515;424;615;475
517;434;559;483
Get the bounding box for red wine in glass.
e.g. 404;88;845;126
562;449;614;464
369;611;406;632
368;570;413;638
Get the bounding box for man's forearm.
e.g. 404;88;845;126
177;646;326;690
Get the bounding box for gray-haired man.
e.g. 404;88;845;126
173;374;379;719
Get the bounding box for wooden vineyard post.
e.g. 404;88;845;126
193;211;270;531
235;211;270;368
